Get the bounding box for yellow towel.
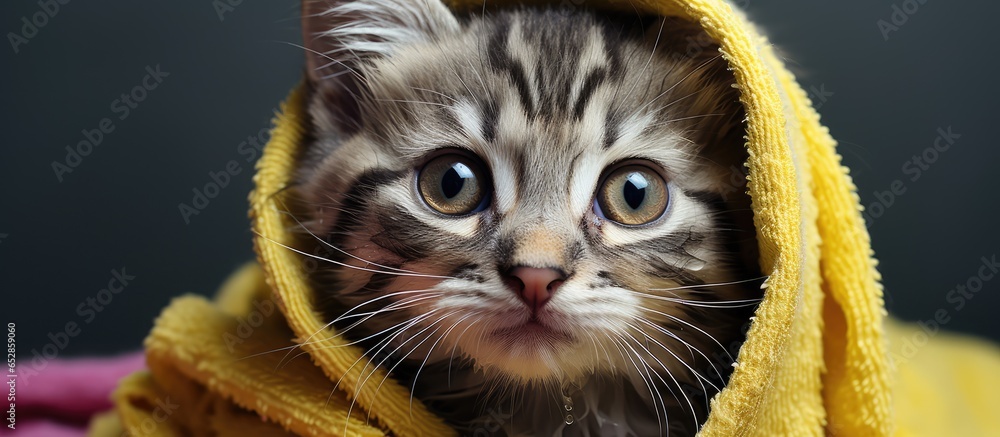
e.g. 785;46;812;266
90;0;1000;436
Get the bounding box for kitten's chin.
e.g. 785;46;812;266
469;320;589;382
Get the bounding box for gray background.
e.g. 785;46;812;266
2;0;997;361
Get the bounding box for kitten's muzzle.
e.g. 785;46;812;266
503;267;566;312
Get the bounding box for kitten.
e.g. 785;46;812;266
292;0;761;435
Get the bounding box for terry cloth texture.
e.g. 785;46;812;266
89;0;1000;435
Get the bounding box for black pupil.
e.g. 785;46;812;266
622;173;646;210
441;164;467;199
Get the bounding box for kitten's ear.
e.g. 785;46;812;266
301;0;460;131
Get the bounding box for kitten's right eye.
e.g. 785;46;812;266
418;153;490;216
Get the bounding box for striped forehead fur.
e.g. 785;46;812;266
303;10;739;213
295;3;758;436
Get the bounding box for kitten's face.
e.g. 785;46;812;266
297;0;755;386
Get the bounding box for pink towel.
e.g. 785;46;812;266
8;352;145;436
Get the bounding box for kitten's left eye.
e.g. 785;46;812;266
418;153;491;216
595;164;669;226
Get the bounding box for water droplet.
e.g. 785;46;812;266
560;380;579;425
686;258;707;271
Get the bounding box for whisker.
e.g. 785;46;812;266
254;231;456;280
338;310;439;432
447;316;484;387
362;311;461;424
635;318;720;414
280;41;364;81
280;305;436;371
277;205;423;275
635;87;704;119
619;328;698;434
632;54;724;119
375;98;451;108
327;297;437;340
409;86;459;104
330;311;433;392
642;296;763;308
608;334;667;435
649;276;766;292
647;113;726;128
331;289;440;326
409;311;482;415
613;16;667;120
628;320;721;393
637;307;735;363
271;290;440;370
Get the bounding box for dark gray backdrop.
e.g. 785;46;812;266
2;1;997;362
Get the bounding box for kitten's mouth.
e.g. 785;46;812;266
476;316;580;381
490;318;573;345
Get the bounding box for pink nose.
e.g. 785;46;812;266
505;267;566;311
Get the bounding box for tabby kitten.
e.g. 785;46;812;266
292;0;761;435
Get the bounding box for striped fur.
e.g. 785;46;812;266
295;2;760;435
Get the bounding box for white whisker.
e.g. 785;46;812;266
255;231;456;280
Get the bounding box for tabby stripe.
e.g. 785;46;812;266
683;189;760;283
565;150;584;198
512;148;528;198
600;22;625;80
683;190;727;212
603;106;620;149
573;22;624;120
326;168;408;264
573;68;607;120
649;257;705;287
450;263;485;283
566;240;585;264
372;205;435;261
355;271;398;296
533;62;546;107
479;99;499;143
494;236;516;273
487;18;535;118
628;228;708;286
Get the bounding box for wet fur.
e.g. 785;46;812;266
291;1;760;435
